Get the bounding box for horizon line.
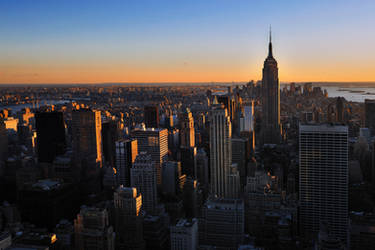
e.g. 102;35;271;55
1;80;375;86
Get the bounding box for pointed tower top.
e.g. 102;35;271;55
268;26;273;58
269;25;272;43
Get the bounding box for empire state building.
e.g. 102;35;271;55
261;31;281;144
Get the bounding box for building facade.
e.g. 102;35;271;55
131;127;168;185
299;124;349;245
170;218;198;250
114;186;145;250
115;139;138;186
130;153;157;214
209;104;232;198
261;32;281;144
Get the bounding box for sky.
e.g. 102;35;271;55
0;0;374;84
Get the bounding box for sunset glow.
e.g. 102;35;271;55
1;0;374;84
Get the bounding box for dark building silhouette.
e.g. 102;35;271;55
115;138;138;187
261;30;281;144
143;214;169;250
180;146;197;178
18;179;77;230
179;108;195;148
365;99;375;135
102;120;118;168
114;186;145;250
144;106;159;128
35;112;66;163
336;97;344;123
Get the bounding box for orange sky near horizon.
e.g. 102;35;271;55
2;0;375;85
1;61;374;84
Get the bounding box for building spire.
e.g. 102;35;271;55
269;25;272;43
268;26;273;58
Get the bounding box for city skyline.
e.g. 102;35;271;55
1;0;375;84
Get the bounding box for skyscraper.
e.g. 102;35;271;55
144;105;159;128
113;186;145;250
102;120;118;168
0;119;8;162
180;146;197;178
72;109;103;167
35;111;66;163
232;137;250;187
74;206;115;250
162;161;183;196
199;198;244;248
131;127;168;185
115;139;138;186
299;124;348;245
336;97;344;123
365;99;375;136
170;218;198;250
209;103;232;198
179;108;195;148
131;152;157;214
261;30;281;144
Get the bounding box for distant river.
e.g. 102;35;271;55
322;86;375;103
0;100;71;113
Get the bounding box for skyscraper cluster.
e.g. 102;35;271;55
0;31;367;250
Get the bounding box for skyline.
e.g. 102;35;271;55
1;0;375;84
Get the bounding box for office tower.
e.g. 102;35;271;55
144;105;159;128
103;165;117;190
261;30;281;144
143;214;169;250
115;139;138;186
199;198;244;249
240;101;255;133
336;97;344;123
227;164;240;199
179;108;195;147
170;218;198;250
18;179;77;229
131;127;168;185
183;177;199;218
299;124;348;245
74;206;115;250
72;109;103;167
215;93;236;123
365;99;375;136
209;103;232;198
232;137;249;187
102;120;118;168
180;146;197;177
35;112;66;163
168;128;180;160
131;153;157;214
162;161;183;196
114;186;145;250
0;119;8;162
17;123;32;148
196;149;209;190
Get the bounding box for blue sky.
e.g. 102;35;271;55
1;0;374;83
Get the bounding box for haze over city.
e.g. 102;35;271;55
1;0;375;84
